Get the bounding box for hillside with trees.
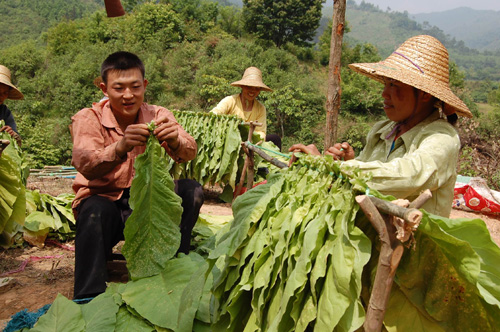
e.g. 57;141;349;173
1;0;499;190
0;0;103;48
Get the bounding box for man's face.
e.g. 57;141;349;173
381;78;416;123
0;84;9;104
100;68;148;122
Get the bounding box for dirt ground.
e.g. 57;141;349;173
1;178;499;329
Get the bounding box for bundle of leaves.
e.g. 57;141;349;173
208;155;500;331
168;111;244;191
23;190;75;248
0;120;28;248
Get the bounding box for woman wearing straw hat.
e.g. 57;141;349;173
0;65;23;146
290;35;472;217
210;66;275;143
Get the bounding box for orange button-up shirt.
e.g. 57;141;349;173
71;100;197;209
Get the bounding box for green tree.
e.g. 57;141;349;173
242;0;326;48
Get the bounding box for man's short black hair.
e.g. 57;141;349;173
101;51;145;84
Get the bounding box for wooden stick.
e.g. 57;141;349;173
368;196;422;226
409;189;432;209
243;142;288;169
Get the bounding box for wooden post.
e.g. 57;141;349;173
324;0;347;148
234;122;261;199
104;0;126;17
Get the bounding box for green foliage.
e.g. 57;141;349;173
132;2;185;48
216;4;244;37
17;116;73;169
264;84;324;145
242;0;326;48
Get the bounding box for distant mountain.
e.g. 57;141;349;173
222;0;242;6
321;1;500;81
412;7;500;51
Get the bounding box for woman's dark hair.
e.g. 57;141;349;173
101;51;145;84
446;113;458;125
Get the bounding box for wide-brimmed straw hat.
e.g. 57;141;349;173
0;65;24;100
231;67;272;92
348;35;472;117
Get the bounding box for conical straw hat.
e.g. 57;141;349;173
348;35;472;117
0;65;23;100
231;67;272;92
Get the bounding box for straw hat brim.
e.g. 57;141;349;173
348;62;472;118
231;80;273;92
0;79;23;100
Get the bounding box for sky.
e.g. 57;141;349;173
358;0;500;14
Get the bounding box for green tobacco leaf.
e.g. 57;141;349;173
209;173;285;260
115;306;155;332
122;134;183;280
81;292;120;332
384;287;445;332
24;211;57;232
390;213;500;331
121;253;205;331
30;293;85;332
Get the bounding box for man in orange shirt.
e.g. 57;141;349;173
71;51;203;300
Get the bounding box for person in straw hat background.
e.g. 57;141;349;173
289;35;472;217
210;66;281;149
0;64;23;146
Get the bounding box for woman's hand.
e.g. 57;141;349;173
288;143;321;166
1;125;16;137
324;142;355;161
288;143;321;156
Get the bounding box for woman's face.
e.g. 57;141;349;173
381;79;417;122
240;85;261;102
0;84;10;104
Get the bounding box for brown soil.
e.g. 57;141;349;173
1;179;499;329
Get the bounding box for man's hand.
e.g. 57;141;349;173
154;117;180;151
115;123;149;158
324;142;355;161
